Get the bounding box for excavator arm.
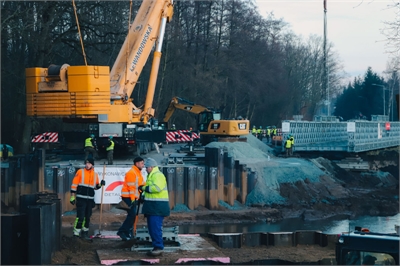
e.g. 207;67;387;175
162;97;219;123
161;96;249;146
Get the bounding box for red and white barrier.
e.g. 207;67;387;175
166;130;200;143
31;132;59;143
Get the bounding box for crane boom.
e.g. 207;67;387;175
25;0;174;155
110;0;173;103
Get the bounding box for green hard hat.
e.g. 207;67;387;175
90;134;95;138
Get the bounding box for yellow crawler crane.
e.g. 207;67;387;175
25;0;174;155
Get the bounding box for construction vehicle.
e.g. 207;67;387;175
162;97;250;146
25;0;174;155
335;226;399;265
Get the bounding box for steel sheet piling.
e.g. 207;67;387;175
1;162;11;206
175;167;185;206
9;163;16;207
248;170;256;194
38;149;45;191
186;167;196;210
217;148;225;201
28;204;53;265
44;168;56;193
15;157;25;208
195;166;206;208
56;168;65;211
204;147;218;167
65;166;76;212
225;154;235;206
208;167;218;209
234;160;240;201
165;167;176;210
1;213;29;265
240;164;248;204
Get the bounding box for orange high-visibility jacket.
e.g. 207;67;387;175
70;168;100;200
121;166;146;201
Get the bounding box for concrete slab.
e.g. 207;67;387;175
178;234;217;251
175;257;230;264
91;230;120;239
97;249;159;265
96;234;223;265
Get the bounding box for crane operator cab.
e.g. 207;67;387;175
335;226;399;265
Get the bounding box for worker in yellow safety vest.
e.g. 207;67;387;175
106;136;114;165
285;136;292;157
139;158;170;256
251;126;257;136
257;126;263;140
266;127;271;143
84;134;98;162
289;135;294;156
271;126;277;140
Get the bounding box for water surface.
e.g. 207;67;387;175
178;213;400;234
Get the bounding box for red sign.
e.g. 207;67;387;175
385;122;390;131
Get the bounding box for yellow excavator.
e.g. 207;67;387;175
162;97;250;145
25;0;174;155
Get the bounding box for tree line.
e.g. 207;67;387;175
1;0;398;153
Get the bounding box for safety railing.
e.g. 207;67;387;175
281;120;400;152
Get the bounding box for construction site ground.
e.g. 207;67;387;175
52;134;399;265
55;208;337;265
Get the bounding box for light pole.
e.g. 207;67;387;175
372;84;386;117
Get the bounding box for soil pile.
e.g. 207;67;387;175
206;134;399;220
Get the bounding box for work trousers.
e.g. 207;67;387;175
75;198;94;230
107;150;113;165
286;147;293;157
84;147;98;160
118;197;137;236
147;215;164;249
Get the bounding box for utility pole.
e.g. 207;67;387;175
323;0;330;116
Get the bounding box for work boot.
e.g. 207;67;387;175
117;231;131;241
81;230;92;241
146;248;163;256
73;228;81;237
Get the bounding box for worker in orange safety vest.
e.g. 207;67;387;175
117;156;146;241
70;157;105;239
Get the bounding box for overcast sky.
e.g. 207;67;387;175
255;0;396;81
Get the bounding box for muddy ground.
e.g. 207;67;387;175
53;154;399;265
48;136;400;264
54;207;338;265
